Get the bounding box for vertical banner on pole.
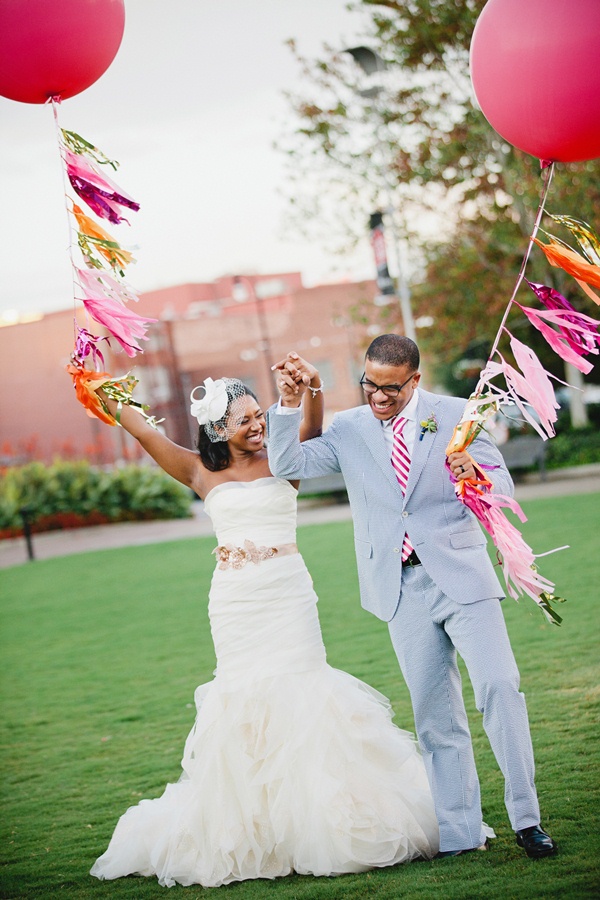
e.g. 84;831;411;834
369;212;395;301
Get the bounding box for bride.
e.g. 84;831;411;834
90;362;439;888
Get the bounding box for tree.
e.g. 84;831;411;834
282;0;600;421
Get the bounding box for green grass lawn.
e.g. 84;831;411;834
1;492;599;899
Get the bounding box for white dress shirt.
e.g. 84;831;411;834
380;388;420;458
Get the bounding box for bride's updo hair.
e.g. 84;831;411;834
196;382;258;471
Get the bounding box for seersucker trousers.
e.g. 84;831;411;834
388;564;540;851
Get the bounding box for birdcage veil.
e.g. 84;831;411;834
189;377;249;443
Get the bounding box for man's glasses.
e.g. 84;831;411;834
359;372;415;399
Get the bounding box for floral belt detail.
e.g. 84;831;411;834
213;539;298;570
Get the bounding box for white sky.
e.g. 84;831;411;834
0;0;377;322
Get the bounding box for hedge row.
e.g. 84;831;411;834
0;461;193;538
545;427;600;469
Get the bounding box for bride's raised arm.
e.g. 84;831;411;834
95;389;204;493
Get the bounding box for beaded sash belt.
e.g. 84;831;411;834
213;539;298;570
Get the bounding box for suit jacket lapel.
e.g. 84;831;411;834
355;407;404;497
403;392;444;504
354;392;449;504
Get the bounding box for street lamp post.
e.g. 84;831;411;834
232;275;278;404
344;46;417;344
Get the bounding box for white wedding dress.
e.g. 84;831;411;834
91;477;439;888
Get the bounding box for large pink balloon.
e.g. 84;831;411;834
470;0;600;162
0;0;125;104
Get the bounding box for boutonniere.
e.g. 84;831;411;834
419;413;438;440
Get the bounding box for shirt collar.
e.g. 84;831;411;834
381;388;420;429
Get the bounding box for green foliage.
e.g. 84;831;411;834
0;493;599;897
283;0;600;396
545;427;600;469
0;461;192;534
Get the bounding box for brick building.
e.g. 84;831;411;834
0;273;381;465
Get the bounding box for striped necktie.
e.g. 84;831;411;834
392;416;414;562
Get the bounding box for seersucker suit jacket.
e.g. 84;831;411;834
267;388;514;622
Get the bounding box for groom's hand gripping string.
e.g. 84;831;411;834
447;451;476;482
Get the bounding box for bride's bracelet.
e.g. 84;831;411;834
309;381;324;398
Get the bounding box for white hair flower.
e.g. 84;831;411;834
190;378;229;426
189;377;249;443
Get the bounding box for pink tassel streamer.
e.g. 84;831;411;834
74;325;109;368
81;293;156;357
516;304;600;374
76;267;140;307
526;280;600;354
446;461;565;624
509;336;561;435
479;340;560;440
63;147;140;225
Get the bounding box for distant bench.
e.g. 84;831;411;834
498;435;547;481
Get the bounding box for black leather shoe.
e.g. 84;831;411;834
515;825;557;859
435;841;488;859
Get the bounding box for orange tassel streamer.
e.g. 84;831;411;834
72;203;134;270
66;364;116;425
533;237;600;304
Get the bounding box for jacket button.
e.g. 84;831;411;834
402;511;409;518
393;547;401;553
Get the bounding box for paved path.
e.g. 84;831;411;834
1;465;599;570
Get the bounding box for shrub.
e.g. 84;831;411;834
545;427;600;469
0;461;193;537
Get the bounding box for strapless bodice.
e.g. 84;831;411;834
203;477;297;546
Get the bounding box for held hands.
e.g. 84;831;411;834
271;352;321;407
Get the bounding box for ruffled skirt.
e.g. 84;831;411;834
91;554;439;887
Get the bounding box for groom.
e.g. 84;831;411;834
268;334;556;859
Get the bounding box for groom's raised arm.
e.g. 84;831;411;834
267;352;342;481
267;404;341;480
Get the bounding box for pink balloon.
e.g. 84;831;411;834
470;0;600;163
0;0;125;104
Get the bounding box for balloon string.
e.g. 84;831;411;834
49;96;79;344
475;161;555;393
